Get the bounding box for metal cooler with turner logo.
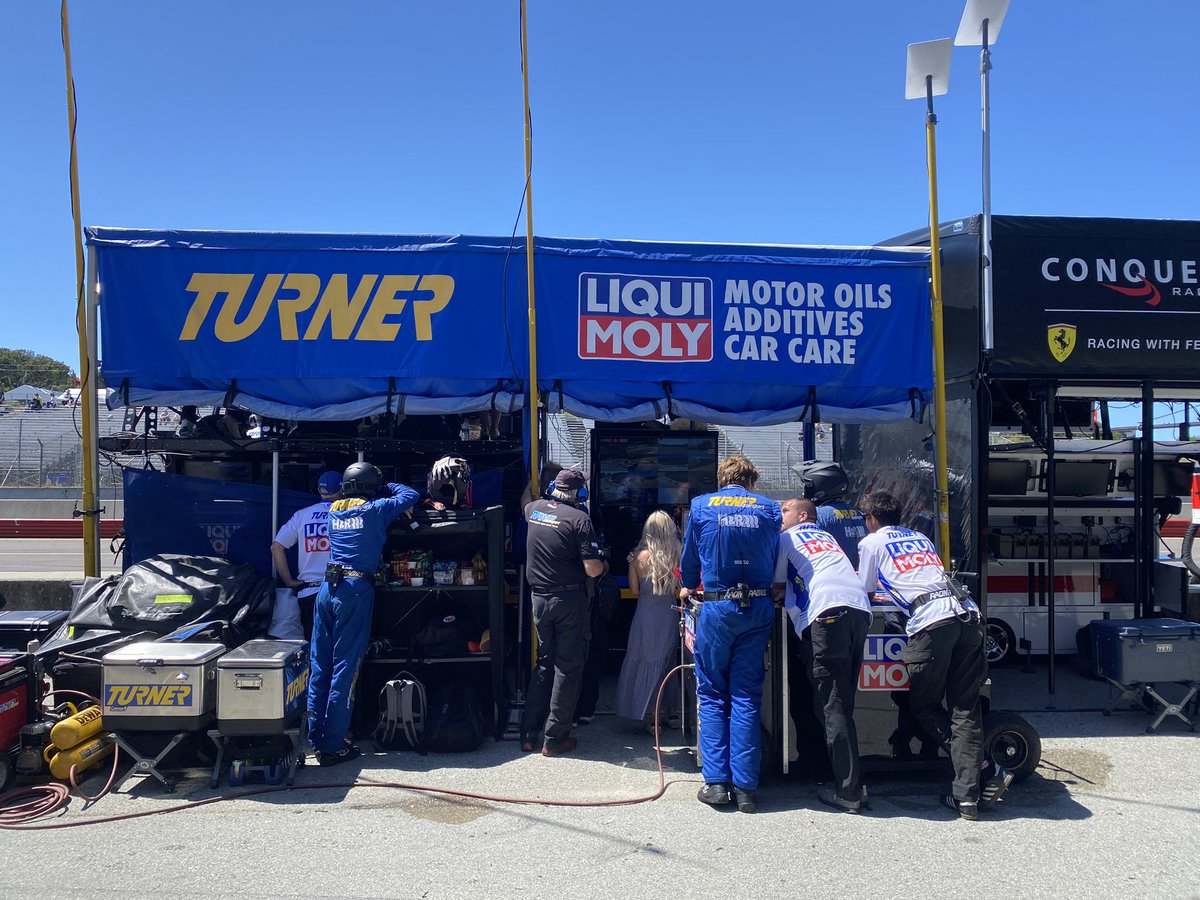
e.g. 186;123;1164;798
102;642;225;732
216;639;309;736
210;640;310;787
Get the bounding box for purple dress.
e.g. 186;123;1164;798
616;575;681;721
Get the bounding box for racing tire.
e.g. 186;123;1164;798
0;753;13;793
982;710;1041;782
984;618;1017;666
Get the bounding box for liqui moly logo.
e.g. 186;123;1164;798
578;273;713;361
858;634;909;692
303;522;329;553
885;537;942;574
801;536;840;555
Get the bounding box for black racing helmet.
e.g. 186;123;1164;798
427;456;473;508
342;462;383;499
797;460;849;504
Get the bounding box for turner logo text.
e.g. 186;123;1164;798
179;273;455;343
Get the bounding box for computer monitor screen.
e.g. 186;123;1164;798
1047;460;1112;497
988;458;1031;495
1153;460;1194;496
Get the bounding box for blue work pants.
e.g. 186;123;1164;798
694;596;774;791
307;576;374;754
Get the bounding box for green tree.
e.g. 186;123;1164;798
0;348;76;392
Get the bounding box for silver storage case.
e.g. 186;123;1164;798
102;642;225;731
217;640;309;736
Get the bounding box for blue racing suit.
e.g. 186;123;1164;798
816;500;868;570
680;484;781;791
308;482;419;754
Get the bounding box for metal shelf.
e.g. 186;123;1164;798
367;656;491;665
379;585;490;593
989;558;1134;564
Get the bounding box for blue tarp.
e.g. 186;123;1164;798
88;228;931;425
123;468;317;576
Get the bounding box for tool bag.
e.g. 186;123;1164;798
374;673;427;753
424;680;487;753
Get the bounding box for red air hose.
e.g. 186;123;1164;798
0;665;695;830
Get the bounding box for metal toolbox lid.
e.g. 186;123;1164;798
218;639;308;669
1094;618;1200;639
102;641;226;665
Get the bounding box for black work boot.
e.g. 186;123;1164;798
733;787;757;813
697;782;733;806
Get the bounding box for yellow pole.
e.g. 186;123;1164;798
520;0;541;679
925;91;953;567
520;0;540;503
61;0;98;577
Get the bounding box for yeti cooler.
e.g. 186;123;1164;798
1092;618;1200;684
216;640;309;736
102;642;225;731
0;610;69;651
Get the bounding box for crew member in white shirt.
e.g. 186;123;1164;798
269;470;343;640
857;489;1012;820
775;498;873;813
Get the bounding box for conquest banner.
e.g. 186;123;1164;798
989;217;1200;379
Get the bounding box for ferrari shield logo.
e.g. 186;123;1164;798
1047;324;1076;363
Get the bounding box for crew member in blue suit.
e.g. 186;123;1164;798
307;462;419;766
680;455;781;813
798;461;868;568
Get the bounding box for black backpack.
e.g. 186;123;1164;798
592;571;622;622
423;681;487;753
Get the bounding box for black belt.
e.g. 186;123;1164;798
331;567;372;580
814;605;860;625
715;588;769;601
909;588;953;613
532;583;586;593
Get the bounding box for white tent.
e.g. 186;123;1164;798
56;387;109;404
4;384;56;402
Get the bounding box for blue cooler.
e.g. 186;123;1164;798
1091;618;1200;684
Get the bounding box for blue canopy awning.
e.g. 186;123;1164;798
87;228;931;425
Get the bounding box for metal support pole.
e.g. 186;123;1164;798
925;77;954;566
1139;382;1156;617
270;449;280;578
1043;387;1057;695
980;19;996;352
521;0;541;503
85;245;101;568
62;0;100;575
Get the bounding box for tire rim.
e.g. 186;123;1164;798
985;623;1010;663
990;730;1028;767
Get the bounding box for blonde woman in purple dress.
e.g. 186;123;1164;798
616;510;682;729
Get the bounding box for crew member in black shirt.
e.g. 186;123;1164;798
522;467;605;757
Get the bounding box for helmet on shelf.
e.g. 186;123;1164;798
427;456;473;508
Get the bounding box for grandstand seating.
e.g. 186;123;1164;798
0;406;129;487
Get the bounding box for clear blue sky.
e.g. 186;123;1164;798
3;0;1199;427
